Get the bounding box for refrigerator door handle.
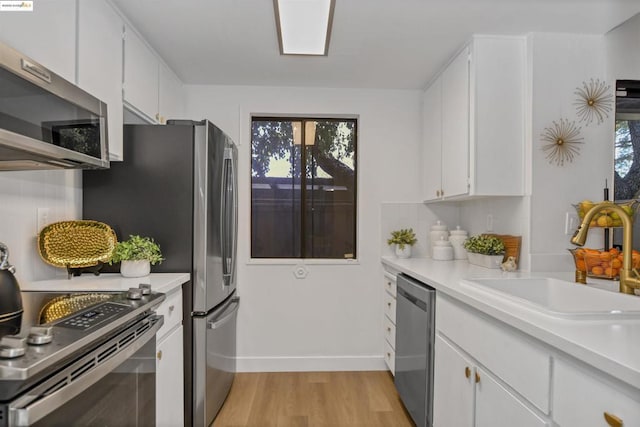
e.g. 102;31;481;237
221;155;232;287
206;297;239;329
229;149;237;287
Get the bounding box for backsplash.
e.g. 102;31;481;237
0;170;81;283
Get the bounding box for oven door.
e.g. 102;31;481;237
6;315;162;427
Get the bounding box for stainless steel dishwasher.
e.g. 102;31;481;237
394;273;436;427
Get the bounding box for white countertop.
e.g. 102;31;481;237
21;273;190;295
381;256;640;391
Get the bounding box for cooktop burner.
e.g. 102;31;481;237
0;284;165;401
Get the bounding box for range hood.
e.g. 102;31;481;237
0;41;109;171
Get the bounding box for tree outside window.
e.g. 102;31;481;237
251;117;357;259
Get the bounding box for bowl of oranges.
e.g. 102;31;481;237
573;200;637;228
570;247;640;280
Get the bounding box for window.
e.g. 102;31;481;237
251;117;357;259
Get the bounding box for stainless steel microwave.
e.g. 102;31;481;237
0;41;109;170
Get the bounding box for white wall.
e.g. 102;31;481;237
606;12;640;80
185;85;422;371
0;171;81;283
528;33;612;271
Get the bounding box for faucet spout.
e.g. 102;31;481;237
571;201;639;295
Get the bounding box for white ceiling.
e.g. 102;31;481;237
112;0;640;90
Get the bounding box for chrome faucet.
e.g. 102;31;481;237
571;201;640;295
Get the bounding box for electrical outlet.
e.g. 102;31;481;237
486;214;494;232
565;211;579;235
36;207;50;234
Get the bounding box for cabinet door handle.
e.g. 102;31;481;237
168;305;175;312
604;412;623;427
387;327;391;332
464;366;471;378
156;350;163;361
475;372;480;383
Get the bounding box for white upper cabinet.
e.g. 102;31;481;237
422;76;443;200
77;0;125;161
123;24;160;122
441;46;471;199
159;63;185;123
422;35;525;202
0;0;77;82
124;26;185;124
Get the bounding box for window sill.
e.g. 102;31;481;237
246;258;360;266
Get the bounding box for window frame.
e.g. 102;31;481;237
249;115;359;262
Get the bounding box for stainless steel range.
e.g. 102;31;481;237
0;285;165;427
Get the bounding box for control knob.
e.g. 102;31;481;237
27;326;53;345
0;335;26;359
127;287;143;300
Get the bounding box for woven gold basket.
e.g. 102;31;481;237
38;220;117;268
39;293;113;324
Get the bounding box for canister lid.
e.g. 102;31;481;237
450;226;468;236
430;220;448;232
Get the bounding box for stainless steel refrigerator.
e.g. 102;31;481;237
83;120;238;427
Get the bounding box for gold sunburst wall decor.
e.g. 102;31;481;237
540;118;584;166
573;78;613;125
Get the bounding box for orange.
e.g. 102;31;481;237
604;267;618;277
591;266;604;275
609;247;620;256
599;252;611;261
575;259;586;271
611;258;622;269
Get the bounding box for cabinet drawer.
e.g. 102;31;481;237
383;292;396;324
156;288;183;341
553;358;640;427
384;340;395;375
383;314;396;349
436;295;551;413
383;272;397;297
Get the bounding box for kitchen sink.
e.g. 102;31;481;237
460;277;640;319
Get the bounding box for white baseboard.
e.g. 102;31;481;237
236;355;387;372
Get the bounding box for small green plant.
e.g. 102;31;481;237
463;235;505;255
109;235;164;265
387;228;418;250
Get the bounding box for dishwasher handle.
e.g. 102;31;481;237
397;287;427;311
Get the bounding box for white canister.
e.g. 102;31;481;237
449;226;468;260
432;236;454;261
429;220;449;257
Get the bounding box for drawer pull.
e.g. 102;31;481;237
387;302;392;307
464;366;471;378
168;305;175;312
387;327;391;332
604;412;623;427
475;372;480;383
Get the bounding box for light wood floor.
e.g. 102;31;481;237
212;371;415;427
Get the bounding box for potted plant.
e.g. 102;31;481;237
463;234;505;269
387;228;418;259
110;235;164;278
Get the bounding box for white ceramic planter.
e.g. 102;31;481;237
467;252;504;269
395;245;412;259
120;260;151;278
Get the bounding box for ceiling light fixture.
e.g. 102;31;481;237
274;0;335;56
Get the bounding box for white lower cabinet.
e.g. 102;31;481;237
382;271;397;374
434;294;551;426
553;358;640;427
433;335;474;427
155;287;184;427
157;325;184;427
434;335;547;427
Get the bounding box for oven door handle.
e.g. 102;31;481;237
9;315;163;427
